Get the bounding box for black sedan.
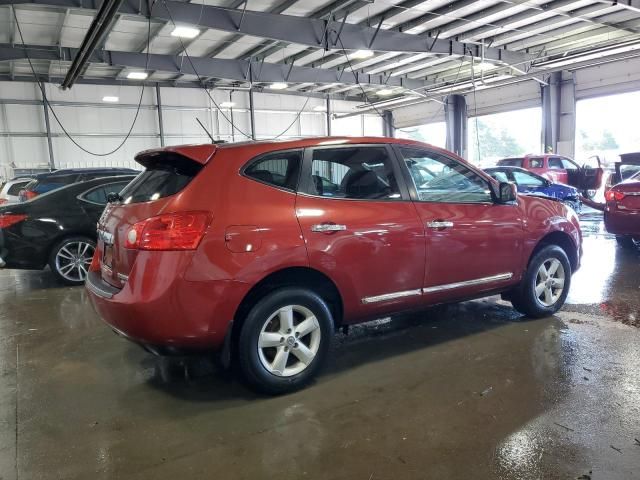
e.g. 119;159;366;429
0;175;135;285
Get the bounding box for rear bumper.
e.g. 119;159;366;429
85;251;250;351
604;209;640;237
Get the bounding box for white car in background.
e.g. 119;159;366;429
0;178;33;205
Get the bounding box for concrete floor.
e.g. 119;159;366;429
1;212;639;480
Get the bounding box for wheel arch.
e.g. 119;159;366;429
228;267;344;360
529;230;578;272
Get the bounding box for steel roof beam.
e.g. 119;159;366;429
1;0;531;65
0;43;436;88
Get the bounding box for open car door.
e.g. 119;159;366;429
577;156;604;196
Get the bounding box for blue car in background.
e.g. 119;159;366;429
485;166;581;212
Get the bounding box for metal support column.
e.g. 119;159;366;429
541;71;562;154
39;83;55;169
445;94;467;158
155;83;165;147
382;110;395;137
248;88;256;140
325;95;331;136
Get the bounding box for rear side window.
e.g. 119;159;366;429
548;157;564;169
81;182;130;205
33;175;78;193
529;158;544;168
488;171;509;183
497;158;523;167
7;181;29;196
307;146;400;200
120;154;202;204
244;151;302;190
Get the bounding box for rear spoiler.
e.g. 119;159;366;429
134;144;218;168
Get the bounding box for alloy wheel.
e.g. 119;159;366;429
535;258;565;307
55;241;95;283
257;305;321;377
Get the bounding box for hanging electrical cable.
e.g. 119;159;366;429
12;4;154;157
159;0;337;141
334;33;468;136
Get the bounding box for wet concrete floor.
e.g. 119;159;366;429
0;212;639;479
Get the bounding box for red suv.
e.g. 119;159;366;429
86;137;582;394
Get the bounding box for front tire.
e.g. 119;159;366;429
510;245;572;318
615;235;638;250
49;236;96;286
237;288;333;395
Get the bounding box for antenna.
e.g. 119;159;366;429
196;117;215;143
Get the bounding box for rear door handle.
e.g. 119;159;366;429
311;223;347;233
427;220;454;229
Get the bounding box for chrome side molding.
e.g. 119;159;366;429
423;273;513;294
361;273;513;304
362;289;422;304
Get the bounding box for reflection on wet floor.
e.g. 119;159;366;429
0;211;639;479
566;210;640;327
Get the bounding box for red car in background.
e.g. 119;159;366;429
497;154;604;198
86;137;582;394
605;171;640;249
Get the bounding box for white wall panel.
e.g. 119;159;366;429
0;81;385;180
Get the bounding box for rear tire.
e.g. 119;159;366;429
237;288;333;395
615;235;638;250
510;245;572;318
49;236;96;286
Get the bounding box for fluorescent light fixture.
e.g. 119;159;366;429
268;82;288;90
102;96;119;103
127;71;148;80
220;101;235;108
351;49;374;59
171;26;200;39
313;105;327;112
376;89;395;96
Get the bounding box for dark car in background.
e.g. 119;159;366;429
497;154;603;198
605;170;640;249
0;175;135;285
19;167;138;201
485;166;581;212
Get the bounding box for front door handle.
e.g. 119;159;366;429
311;223;347;233
427;220;454;229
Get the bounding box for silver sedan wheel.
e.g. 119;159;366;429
257;305;321;377
535;258;565;307
55;241;95;283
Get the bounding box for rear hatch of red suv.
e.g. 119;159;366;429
96;146;215;289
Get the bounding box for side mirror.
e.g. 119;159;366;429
106;192;122;203
497;182;517;203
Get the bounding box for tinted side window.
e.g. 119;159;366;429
7;181;29;196
244;151;302;190
529;158;544;168
82;182;129;205
561;158;578;170
307;147;400;200
401;148;491;203
488;171;510;183
513;171;544;187
548;157;564;169
33;175;77;193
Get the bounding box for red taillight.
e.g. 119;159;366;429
0;198;7;205
0;214;27;228
605;190;625;202
125;211;211;251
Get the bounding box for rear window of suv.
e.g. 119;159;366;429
120;154;202;204
497;158;523;167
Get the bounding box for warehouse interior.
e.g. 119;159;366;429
1;0;640;478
